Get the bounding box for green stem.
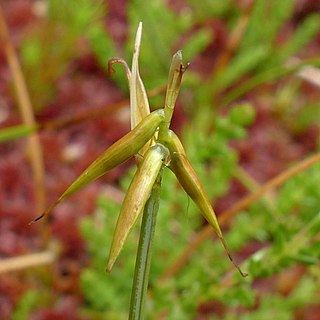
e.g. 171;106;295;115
129;171;162;320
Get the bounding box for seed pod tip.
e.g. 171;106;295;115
220;237;248;278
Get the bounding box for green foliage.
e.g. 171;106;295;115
292;102;320;132
229;103;255;126
11;290;41;320
212;274;319;320
240;0;294;50
223;57;320;105
87;0;213;99
204;0;320;104
212;164;320;317
129;0;191;72
212;45;270;94
128;0;212;91
0;125;35;142
21;0;109;110
271;14;320;66
80;199;134;319
19;0;320;111
186;0;233;20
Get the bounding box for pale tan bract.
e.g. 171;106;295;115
130;22;153;158
130;22;150;129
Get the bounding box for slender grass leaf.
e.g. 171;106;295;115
0;125;35;142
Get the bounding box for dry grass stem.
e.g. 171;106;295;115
0;6;46;216
0;251;56;274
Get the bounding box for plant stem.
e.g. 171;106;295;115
129;171;162;320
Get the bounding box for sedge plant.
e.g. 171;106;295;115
33;22;247;318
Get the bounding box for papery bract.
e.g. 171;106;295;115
130;22;150;129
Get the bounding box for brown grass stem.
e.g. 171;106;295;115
0;6;46;217
0;251;56;274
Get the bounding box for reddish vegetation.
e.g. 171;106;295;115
0;0;319;319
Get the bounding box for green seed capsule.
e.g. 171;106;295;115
164;130;247;277
171;153;223;234
106;143;169;272
162;130;223;238
33;109;165;222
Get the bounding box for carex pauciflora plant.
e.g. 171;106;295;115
33;22;247;277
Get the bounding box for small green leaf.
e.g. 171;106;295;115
0;125;35;142
229;103;256;126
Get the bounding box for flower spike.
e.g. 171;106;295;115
34;23;247;279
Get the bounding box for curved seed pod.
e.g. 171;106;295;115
164;130;247;277
106;143;169;272
32;109;165;222
163;130;222;237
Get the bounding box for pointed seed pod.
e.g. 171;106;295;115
106;143;169;272
163;130;222;237
32;109;165;222
164;130;247;277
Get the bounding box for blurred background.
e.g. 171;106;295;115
0;0;320;319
